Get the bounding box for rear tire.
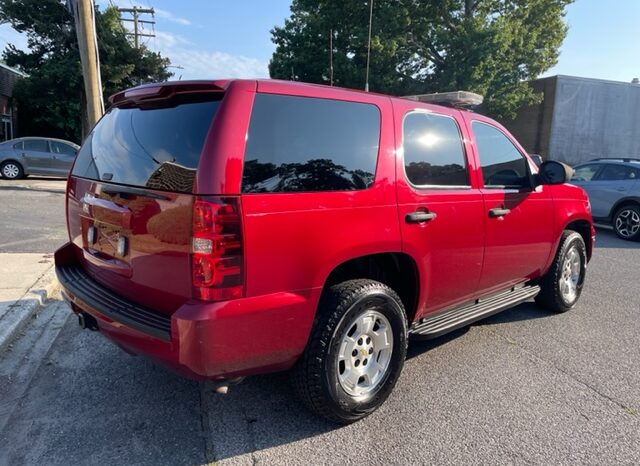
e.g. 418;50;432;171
535;231;587;313
291;279;408;424
1;161;24;179
612;204;640;241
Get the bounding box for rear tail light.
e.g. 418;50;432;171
191;197;244;301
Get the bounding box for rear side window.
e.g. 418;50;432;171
242;94;380;193
403;112;469;186
597;164;639;181
12;141;23;150
472;121;529;189
24;139;48;152
73;96;221;193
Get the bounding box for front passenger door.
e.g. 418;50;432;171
466;118;554;295
49;141;78;175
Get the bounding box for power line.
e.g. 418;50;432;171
117;6;155;49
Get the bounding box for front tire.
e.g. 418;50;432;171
1;161;24;179
292;279;408;424
535;231;587;313
613;205;640;241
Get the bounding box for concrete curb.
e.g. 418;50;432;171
0;266;60;354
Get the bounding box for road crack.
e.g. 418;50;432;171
481;326;638;416
199;381;218;465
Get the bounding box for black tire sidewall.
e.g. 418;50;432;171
323;288;407;421
557;234;587;308
613;205;640;241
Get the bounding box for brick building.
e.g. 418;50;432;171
0;62;26;142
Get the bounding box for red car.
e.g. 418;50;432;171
55;79;594;423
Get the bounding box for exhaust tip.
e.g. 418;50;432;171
77;312;99;331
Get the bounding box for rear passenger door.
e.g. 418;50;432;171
394;102;485;315
465;117;554;294
21;139;52;174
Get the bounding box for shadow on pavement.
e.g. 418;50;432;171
593;227;640;249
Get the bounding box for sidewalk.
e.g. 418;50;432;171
0;253;59;352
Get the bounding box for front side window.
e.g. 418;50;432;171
242;94;380;193
50;141;77;156
472;121;530;189
403;112;469;187
23;139;48;152
572;164;602;182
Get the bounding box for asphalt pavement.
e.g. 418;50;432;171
0;179;638;465
0;177;67;253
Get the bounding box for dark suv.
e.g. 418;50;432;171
55;80;594;423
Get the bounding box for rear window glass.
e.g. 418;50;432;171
242;94;380;193
72;96;220;192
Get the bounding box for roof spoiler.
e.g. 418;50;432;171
109;80;230;107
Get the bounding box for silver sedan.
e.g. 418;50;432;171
0;137;80;179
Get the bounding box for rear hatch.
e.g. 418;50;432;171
66;84;224;315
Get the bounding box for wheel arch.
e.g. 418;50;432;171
323;252;421;324
564;219;593;262
609;197;640;220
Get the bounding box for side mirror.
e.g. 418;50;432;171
537;160;574;185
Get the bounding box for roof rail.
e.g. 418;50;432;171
590;157;640;163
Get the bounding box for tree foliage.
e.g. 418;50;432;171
0;0;172;142
270;0;573;119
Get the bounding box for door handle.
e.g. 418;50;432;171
489;207;511;217
405;211;437;223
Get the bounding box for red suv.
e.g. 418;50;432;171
55;79;594;423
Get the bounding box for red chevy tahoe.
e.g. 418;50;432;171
55;79;594;423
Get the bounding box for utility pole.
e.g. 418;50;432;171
117;6;155;48
70;0;104;129
329;29;334;86
365;0;374;92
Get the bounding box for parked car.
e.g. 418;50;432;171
55;80;594;424
571;158;640;241
0;136;79;179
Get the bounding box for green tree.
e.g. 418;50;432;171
270;0;573;119
0;0;172;143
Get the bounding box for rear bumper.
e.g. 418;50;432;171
55;243;319;380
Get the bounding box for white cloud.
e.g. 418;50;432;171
150;31;268;80
154;8;191;26
171;49;268;79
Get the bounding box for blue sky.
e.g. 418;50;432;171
0;0;638;83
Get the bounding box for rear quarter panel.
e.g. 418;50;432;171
239;84;401;298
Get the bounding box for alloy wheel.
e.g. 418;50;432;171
615;208;640;239
336;309;393;399
559;246;581;303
